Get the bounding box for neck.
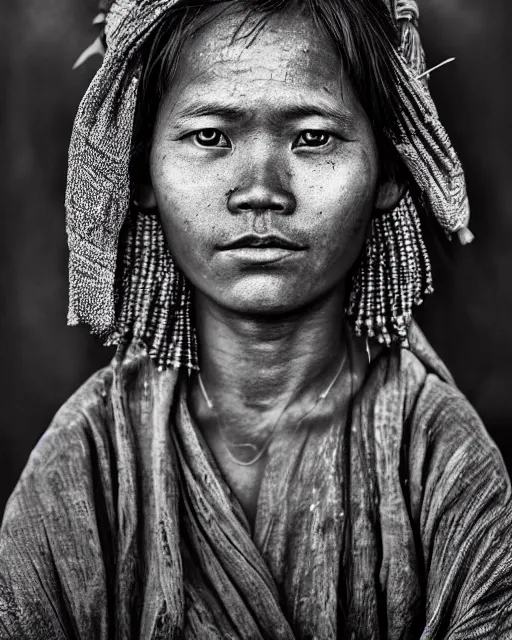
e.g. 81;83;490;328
194;287;347;412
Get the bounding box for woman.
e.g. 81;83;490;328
1;0;511;638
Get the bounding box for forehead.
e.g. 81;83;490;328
166;8;347;104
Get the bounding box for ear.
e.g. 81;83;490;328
374;178;404;212
134;181;157;210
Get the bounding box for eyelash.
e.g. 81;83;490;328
189;128;333;149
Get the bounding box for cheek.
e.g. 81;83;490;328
297;147;377;258
149;146;227;264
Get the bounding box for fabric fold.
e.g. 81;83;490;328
1;328;511;638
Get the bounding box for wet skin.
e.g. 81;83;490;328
143;8;401;526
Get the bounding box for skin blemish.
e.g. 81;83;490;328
148;8;388;316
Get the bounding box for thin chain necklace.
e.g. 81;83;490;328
197;349;347;467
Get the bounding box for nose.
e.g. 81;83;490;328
227;161;296;216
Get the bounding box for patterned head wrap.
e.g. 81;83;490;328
66;0;472;339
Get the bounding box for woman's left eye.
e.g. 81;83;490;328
294;130;331;148
194;129;231;148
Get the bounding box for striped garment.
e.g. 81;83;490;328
0;324;511;638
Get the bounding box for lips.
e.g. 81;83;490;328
219;233;306;251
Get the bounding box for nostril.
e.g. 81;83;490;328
240;203;284;212
227;185;296;215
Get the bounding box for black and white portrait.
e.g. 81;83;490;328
1;0;512;637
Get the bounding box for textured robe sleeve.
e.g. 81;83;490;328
414;382;512;639
0;371;114;640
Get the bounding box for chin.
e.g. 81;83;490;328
227;299;298;317
215;282;313;317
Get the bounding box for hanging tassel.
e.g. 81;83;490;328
390;1;474;246
106;210;198;371
347;193;434;347
456;227;475;245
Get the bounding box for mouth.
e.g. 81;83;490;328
219;233;307;251
218;234;307;265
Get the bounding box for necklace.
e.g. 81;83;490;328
197;349;348;467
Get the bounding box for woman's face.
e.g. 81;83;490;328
147;8;398;315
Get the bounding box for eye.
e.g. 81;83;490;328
194;128;231;148
294;130;331;148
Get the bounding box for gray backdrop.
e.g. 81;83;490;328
1;0;511;515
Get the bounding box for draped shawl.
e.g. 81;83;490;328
1;326;511;639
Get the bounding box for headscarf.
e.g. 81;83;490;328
66;0;471;338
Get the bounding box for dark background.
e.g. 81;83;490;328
1;0;511;516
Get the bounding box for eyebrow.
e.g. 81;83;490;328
173;102;247;121
172;100;357;129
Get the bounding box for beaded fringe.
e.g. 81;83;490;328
66;0;470;368
106;210;198;370
108;196;433;369
346;192;433;347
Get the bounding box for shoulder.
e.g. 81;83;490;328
2;340;166;526
24;364;115;478
392;348;512;539
405;350;506;481
14;341;153;485
364;335;510;505
390;349;512;636
379;324;505;468
0;364;121;638
1;364;117;530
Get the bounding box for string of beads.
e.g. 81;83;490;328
107;209;197;370
107;193;434;367
346;191;433;347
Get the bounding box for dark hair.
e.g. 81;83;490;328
131;0;404;186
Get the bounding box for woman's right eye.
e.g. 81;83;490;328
193;129;231;148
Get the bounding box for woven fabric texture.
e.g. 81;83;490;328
65;0;471;341
1;325;511;639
